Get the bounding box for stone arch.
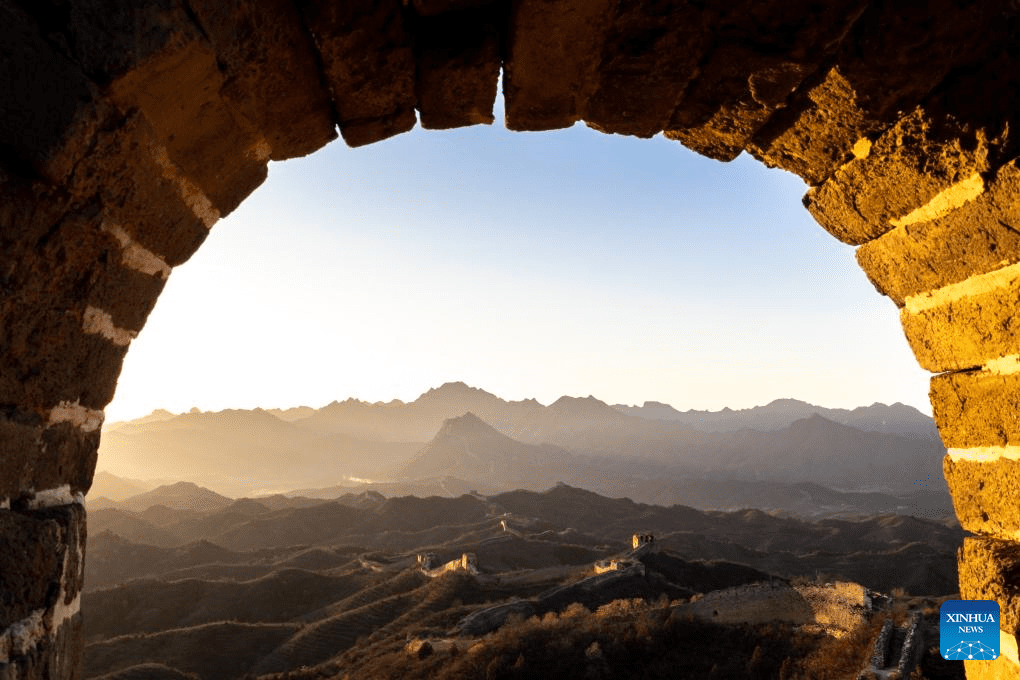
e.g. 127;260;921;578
1;1;1018;677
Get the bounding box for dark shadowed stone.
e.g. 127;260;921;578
0;1;100;184
105;38;268;216
303;0;417;147
503;0;614;131
857;160;1020;305
66;112;211;267
186;0;338;160
0;504;83;629
412;0;495;16
414;4;503;130
582;0;712;138
0;413;99;501
930;371;1020;450
664;0;867;161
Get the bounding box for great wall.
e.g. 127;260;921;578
3;1;1020;677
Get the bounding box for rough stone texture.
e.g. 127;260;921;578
959;537;1020;637
0;1;100;185
901;274;1020;373
965;657;1020;680
857;160;1020;306
945;455;1020;539
0;615;83;680
930;371;1020;450
664;0;866;161
749;67;874;186
413;4;502;130
582;1;712;138
303;0;417;147
186;0;338;160
0;181;130;411
66;0;268;215
804;107;992;245
66;111;212;268
0;413;98;502
503;0;614;131
0;504;84;628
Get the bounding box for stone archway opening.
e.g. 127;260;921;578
2;1;1020;678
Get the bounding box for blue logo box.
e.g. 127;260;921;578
941;600;1000;661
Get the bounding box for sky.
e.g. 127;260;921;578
103;93;934;424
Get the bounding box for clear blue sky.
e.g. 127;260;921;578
104;93;933;423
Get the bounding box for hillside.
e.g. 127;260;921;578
82;481;963;680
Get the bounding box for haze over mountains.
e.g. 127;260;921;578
97;382;949;517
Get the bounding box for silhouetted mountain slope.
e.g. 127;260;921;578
117;482;233;513
84;621;298;680
98;384;946;497
90;663;198;680
98;409;420;497
397;413;580;488
84;568;361;641
614;398;939;438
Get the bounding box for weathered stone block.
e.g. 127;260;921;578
503;0;614;131
582;1;710;138
930;370;1020;450
804;107;992;245
304;0;417;147
959;538;1020;636
187;0;338;160
414;5;502;130
0;504;84;629
412;0;494;16
966;656;1020;680
900;272;1020;373
106;36;268;216
0;412;99;501
857;160;1020;306
67;112;212;267
665;0;866;161
749;67;877;186
0;305;127;411
945;455;1020;539
0;1;100;184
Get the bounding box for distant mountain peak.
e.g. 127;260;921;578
416;382;500;403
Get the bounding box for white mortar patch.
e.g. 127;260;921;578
82;306;136;346
151;145;220;229
0;498;8;510
48;401;104;433
26;485;74;510
890;172;985;229
904;260;1020;315
0;610;45;663
101;221;171;279
984;354;1020;376
948;446;1020;463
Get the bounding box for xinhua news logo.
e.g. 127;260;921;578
941;600;1000;661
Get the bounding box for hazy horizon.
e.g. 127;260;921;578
102;381;933;426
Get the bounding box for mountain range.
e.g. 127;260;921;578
96;383;948;507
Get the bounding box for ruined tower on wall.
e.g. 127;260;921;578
1;1;1019;678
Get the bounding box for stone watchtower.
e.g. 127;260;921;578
3;2;1020;678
